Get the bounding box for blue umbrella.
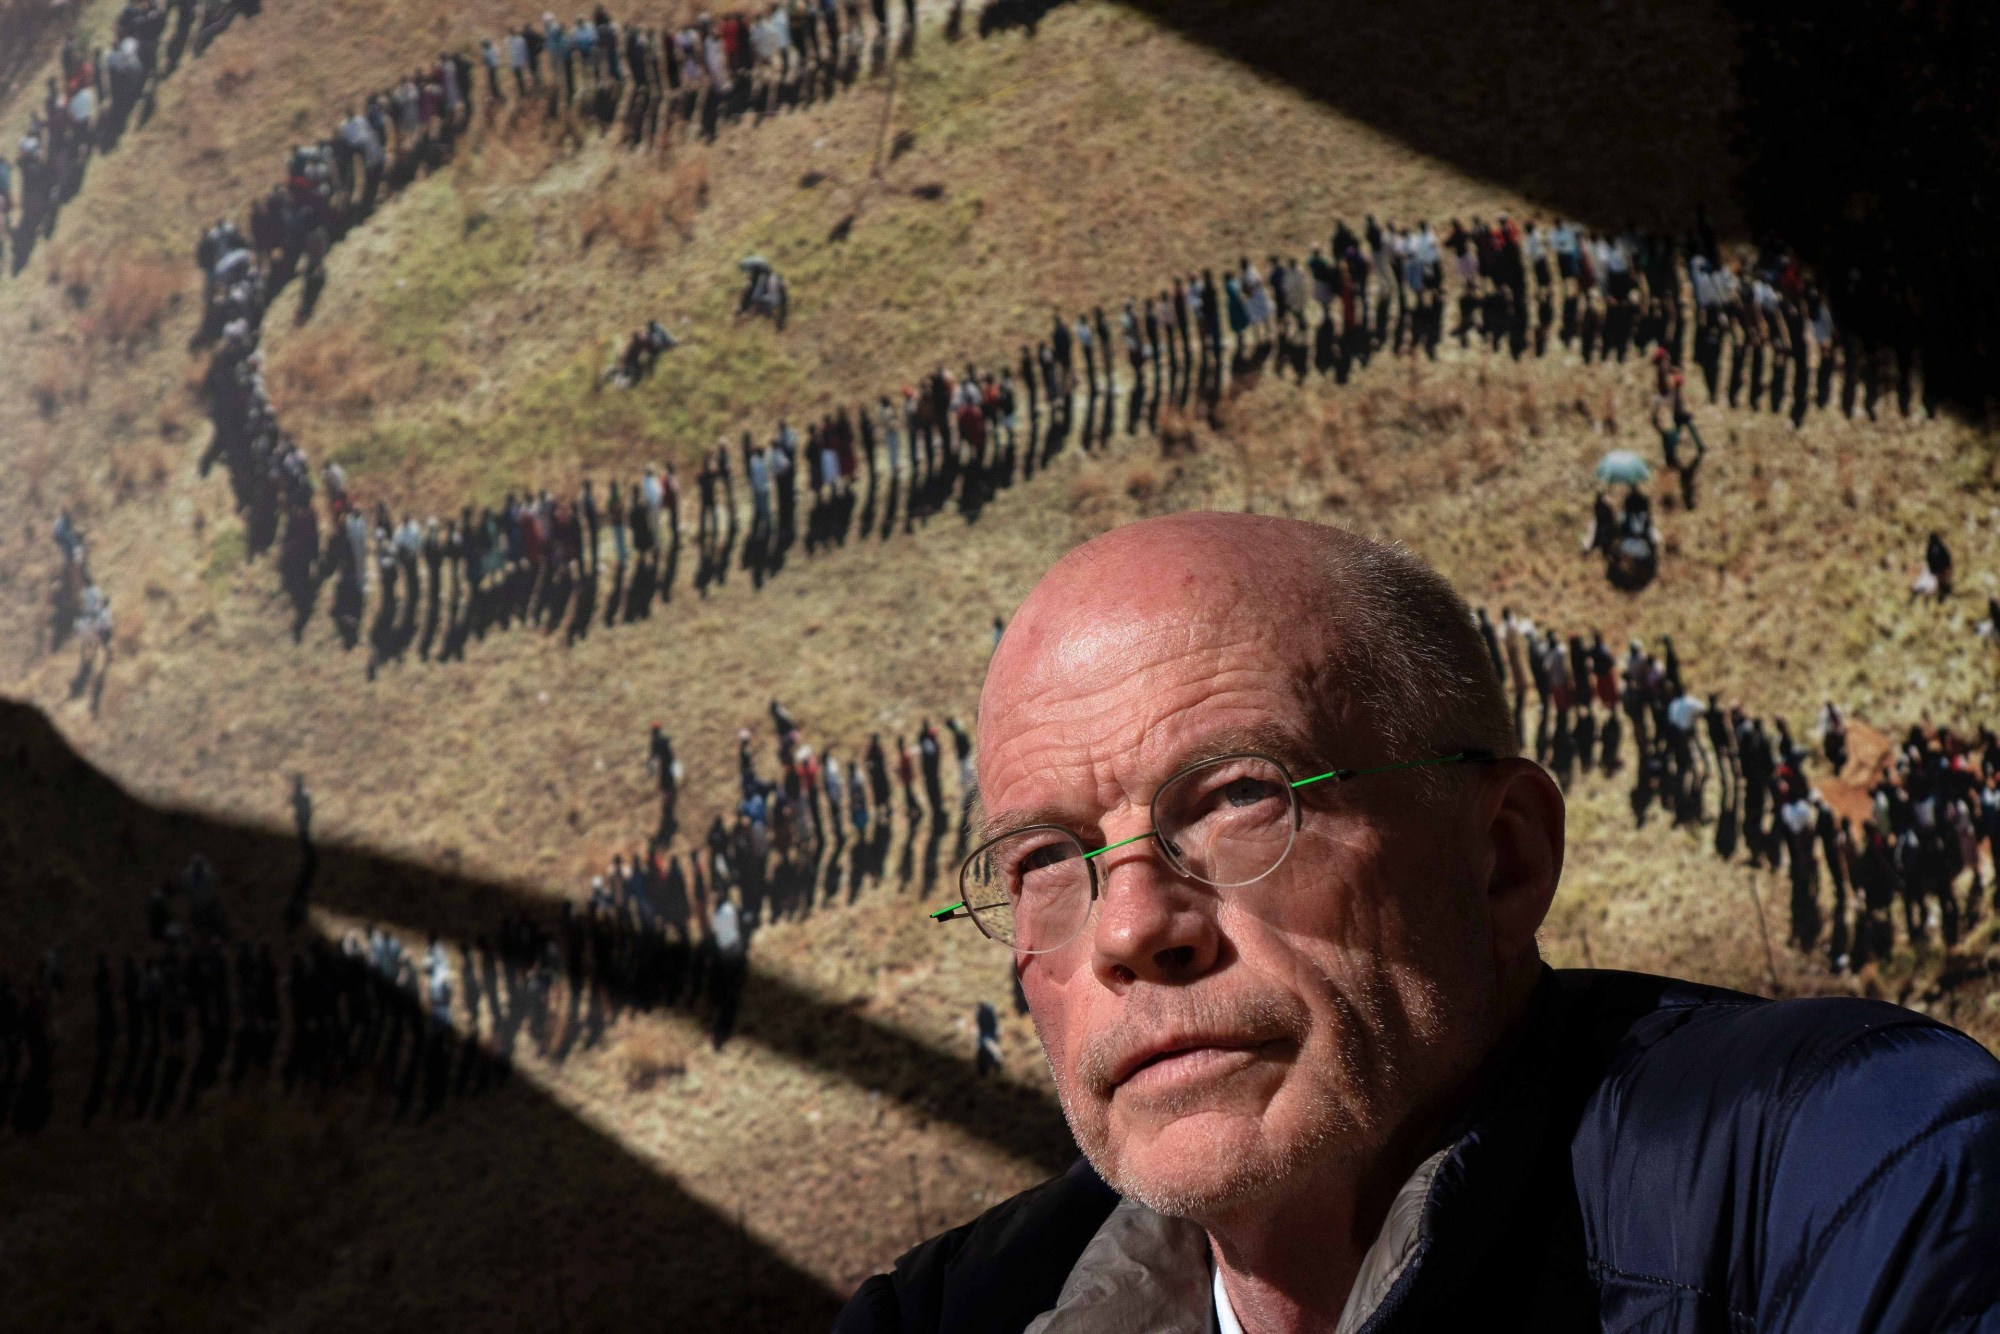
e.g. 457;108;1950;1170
1596;450;1652;486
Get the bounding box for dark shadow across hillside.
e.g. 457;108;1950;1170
1110;0;2000;418
0;697;1075;1329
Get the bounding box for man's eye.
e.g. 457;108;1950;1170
1017;843;1069;873
1222;777;1281;807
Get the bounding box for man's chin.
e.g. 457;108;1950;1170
1099;1107;1290;1219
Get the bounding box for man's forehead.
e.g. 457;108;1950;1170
976;607;1345;825
984;590;1291;726
980;513;1369;738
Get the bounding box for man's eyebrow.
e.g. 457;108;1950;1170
975;722;1324;844
975;802;1088;847
1151;722;1321;775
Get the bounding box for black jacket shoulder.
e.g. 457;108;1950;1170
833;1157;1117;1334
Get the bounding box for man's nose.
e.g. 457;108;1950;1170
1087;831;1218;989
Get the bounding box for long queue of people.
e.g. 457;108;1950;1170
0;689;978;1136
214;0;934;334
125;0;1934;673
464;0;927;142
4;0;257;274
1481;608;2000;979
176;0;1005;669
12;597;1997;1143
193;202;1937;681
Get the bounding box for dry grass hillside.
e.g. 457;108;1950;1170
2;0;1998;1327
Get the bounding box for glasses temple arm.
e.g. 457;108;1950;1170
1291;748;1498;789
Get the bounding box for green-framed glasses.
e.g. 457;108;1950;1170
933;749;1495;954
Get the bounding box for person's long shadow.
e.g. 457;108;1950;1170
1;698;1077;1326
1041;398;1070;467
623;551;659;623
857;464;879;537
1096;382;1118;445
567;566;598;645
418;570;444;660
877;473;901;540
597;555;624;628
895;820;918;890
921;811;947;898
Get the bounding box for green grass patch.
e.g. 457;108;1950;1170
203;523;247;588
376;182;536;365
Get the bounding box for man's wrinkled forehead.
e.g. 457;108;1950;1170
980;567;1341;760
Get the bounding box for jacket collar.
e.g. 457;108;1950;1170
1023;971;1580;1334
1022;1149;1452;1334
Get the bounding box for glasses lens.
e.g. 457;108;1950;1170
961;827;1092;953
1153;754;1298;887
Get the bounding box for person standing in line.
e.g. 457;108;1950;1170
1224;271;1250;359
606;479;627;568
1817;794;1852;971
945;717;974;804
506;29;530;96
1171;277;1192;369
1199;268;1223;363
866;734;892;814
849;758;873;841
1475;607;1504;688
579;479;600;575
1785;294;1811;431
823;749;847;840
480;36;503;100
627;475;654;571
1652;367;1705;512
1925;532;1955;599
648;722;679;821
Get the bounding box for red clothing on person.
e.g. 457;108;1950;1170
957;404;985;451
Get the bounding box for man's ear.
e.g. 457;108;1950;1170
1478;758;1565;985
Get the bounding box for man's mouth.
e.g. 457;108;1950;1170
1112;1037;1273;1092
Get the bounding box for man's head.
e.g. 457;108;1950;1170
975;513;1563;1228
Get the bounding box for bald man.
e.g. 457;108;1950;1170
836;514;2000;1334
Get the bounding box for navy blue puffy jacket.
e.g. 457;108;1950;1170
835;969;2000;1333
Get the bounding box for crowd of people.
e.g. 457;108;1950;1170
11;589;1998;1140
11;0;1924;679
1481;607;2000;977
0;684;987;1135
5;0;259;273
173;0;1034;671
12;0;1990;1142
189;191;1943;672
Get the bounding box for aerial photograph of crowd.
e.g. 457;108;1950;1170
3;0;1998;1328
